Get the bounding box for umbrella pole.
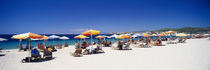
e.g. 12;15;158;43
19;39;22;49
28;38;31;62
91;34;92;44
53;39;54;46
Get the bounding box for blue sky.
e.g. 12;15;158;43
0;0;209;34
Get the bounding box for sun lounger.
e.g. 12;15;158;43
56;44;62;49
71;48;83;57
83;46;94;55
179;39;186;43
123;43;132;50
22;49;42;62
43;49;53;59
167;39;179;44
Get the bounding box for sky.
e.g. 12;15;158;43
0;0;209;34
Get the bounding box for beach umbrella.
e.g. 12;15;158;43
143;33;150;37
49;35;60;45
115;35;124;39
82;29;101;36
0;38;7;41
74;35;88;43
59;36;69;40
116;35;131;39
74;35;88;39
82;29;101;43
12;32;43;39
42;35;49;40
59;36;69;46
107;36;112;38
152;34;157;36
110;34;118;38
176;33;187;37
166;31;177;34
158;34;165;37
49;35;60;39
96;35;105;38
12;32;44;46
12;32;44;58
132;35;137;38
121;35;131;39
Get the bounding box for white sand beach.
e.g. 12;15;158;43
0;38;209;70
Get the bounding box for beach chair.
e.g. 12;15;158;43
123;43;132;50
167;39;178;44
111;44;119;50
31;49;41;60
56;44;62;49
43;49;53;59
22;49;42;62
179;39;186;43
72;48;83;57
83;46;94;55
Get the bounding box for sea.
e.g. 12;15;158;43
0;34;175;50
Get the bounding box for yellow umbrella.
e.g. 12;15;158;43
115;35;124;39
143;33;150;37
74;35;88;44
82;29;101;36
74;35;88;39
82;29;101;43
115;35;131;39
95;35;105;38
121;35;131;39
158;34;165;37
42;35;48;40
152;34;157;36
12;32;44;45
12;32;44;58
12;32;43;39
166;31;176;34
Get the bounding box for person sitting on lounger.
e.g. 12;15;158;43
31;48;41;59
75;41;80;49
82;40;87;49
72;47;83;57
155;39;162;46
117;40;123;50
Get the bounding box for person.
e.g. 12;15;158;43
98;38;102;44
75;41;80;49
82;40;87;49
155;39;162;46
139;37;144;43
31;48;41;59
64;42;69;47
72;47;83;57
117;40;123;50
145;38;151;46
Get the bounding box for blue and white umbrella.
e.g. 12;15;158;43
0;38;7;41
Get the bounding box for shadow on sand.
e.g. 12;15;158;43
22;57;56;63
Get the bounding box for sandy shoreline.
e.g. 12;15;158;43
0;38;209;70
